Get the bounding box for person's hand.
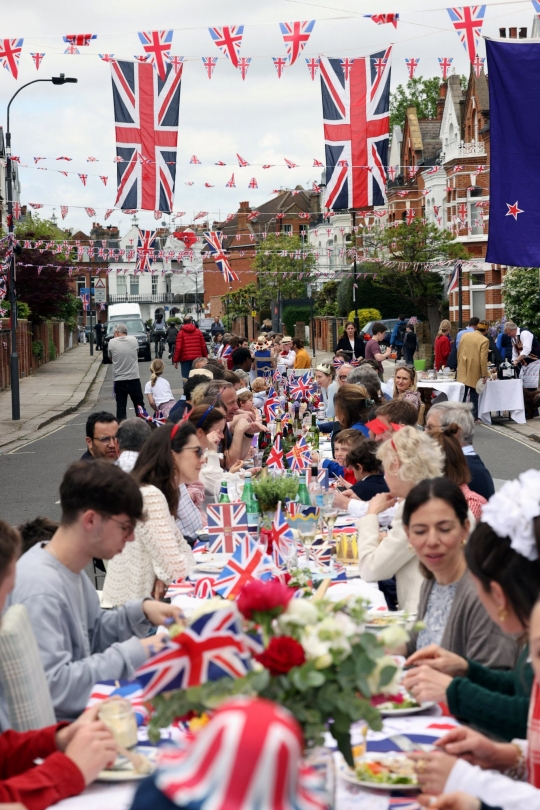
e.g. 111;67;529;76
366;492;398;516
417;792;481;810
142;599;184;627
229;460;244;474
206;430;222;452
402;665;452;705
405;644;468;677
410;751;457;796
335;476;352;489
174;363;178;369
0;804;31;809
245;421;265;435
56;703;102;751
311;451;320;463
64;722;117;786
139;633;170;658
333;490;355;510
152;579;167;601
436;727;517;771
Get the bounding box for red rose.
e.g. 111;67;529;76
255;636;306;676
237;580;294;620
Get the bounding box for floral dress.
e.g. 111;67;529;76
416;581;459;649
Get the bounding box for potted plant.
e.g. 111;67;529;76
252;474;299;523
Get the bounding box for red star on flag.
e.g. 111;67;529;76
506;201;524;220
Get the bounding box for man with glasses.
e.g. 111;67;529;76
336;364;353;386
81;411;119;461
6;460;183;721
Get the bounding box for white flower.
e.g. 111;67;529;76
481;469;540;561
366;655;402;696
300;612;355;662
301;626;332;661
278;600;319;631
378;624;410;650
190;597;231;622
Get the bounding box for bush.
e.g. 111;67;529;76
48;338;57;361
2;300;31;319
348;308;382;329
32;340;44;361
282;305;311;338
337;275;420;320
503;267;540;333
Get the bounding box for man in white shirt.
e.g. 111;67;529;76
277;336;296;371
505;320;539;365
115;418;151;473
108;323;145;421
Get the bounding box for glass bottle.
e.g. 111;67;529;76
293;402;303;439
218;481;230;503
308;412;320;451
308;463;324;507
297;471;312;506
242;471;260;535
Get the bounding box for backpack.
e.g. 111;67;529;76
397;322;407;344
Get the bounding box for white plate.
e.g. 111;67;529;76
97;746;157;782
379;701;435;716
337;756;418;792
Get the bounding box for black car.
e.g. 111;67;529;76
102;318;152;364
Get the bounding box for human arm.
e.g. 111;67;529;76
321;458;345;478
481;338;489;377
435;726;522;772
138;487;195;584
147;392;157;411
357;503;416;582
226;417;261;468
443;758;540;810
172;332;183;365
390;324;399;347
199;332;208;357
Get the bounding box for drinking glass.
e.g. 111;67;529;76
98;698;138;749
322;508;339;549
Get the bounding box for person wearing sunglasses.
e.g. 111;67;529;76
101;423;198;608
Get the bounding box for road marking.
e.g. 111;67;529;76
7;424;67;453
479;423;540;454
8;451;35;454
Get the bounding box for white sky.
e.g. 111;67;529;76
2;0;535;234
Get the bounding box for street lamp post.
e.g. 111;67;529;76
6;73;77;420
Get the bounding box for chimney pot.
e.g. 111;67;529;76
499;27;507;37
509;27;517;38
519;27;527;38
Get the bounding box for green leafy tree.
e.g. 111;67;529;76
362;220;467;339
503;267;540;333
314;279;339;316
390;76;442;130
252;233;315;308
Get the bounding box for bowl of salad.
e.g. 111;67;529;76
338;753;418;791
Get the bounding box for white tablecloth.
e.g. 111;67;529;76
417;379;465;402
478;378;526;425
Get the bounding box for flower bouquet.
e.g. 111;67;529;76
146;579;408;767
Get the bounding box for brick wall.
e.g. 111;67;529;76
0;319;74;391
313;317;349;352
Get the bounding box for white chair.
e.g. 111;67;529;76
0;604;56;730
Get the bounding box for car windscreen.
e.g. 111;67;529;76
107;319;146;335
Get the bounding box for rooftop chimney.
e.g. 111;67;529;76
519;27;527;38
509;27;517;38
499;27;506;37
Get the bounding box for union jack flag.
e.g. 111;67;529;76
85;207;95;217
248;177;258;189
0;39;23;79
340;58;355;81
136;229;157;272
289;372;314;400
135;607;251;699
405;209;416;225
12;202;21;220
64;44;80;55
438;57;453;80
87;680;149;726
30;52;44;70
78;173;87;186
167;54;184;75
209;26;244;68
138;30;173;80
238;57;251;80
202;56;218;78
426;165;440;175
263;397;280;423
203;231;239;282
447;260;461;295
136;404;167;425
408;165;419;179
405;57;420;78
306;56;320;80
99;54;115;62
273;56;287;77
237;153;249;166
64;33;96;46
447;6;486;64
285;436;312;471
267;434;285;471
100;175;108;185
207;502;249;553
366;14;399;27
279;20;315;65
309;538;332;567
320;48;392;211
214;535;274;599
226;172;236;187
472;54;485;76
271;501;295;561
111;59;181;213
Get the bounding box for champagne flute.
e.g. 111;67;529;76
322;508;339;549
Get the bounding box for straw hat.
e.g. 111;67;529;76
256;335;268;346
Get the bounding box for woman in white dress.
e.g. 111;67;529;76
101;422;199;607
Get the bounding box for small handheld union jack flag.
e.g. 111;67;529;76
271;501;295;562
267;434;285;471
285;436;312;471
289;372;314;400
136;405;167;426
207;502;249;554
135;607;251;699
214;535;274;599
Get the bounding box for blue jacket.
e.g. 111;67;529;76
322;458;346;478
390;320;407;347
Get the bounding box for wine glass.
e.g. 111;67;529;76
322;508;339;549
296;507;320;556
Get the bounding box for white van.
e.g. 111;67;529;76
107;303;142;322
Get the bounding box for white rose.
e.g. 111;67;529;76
278;600;319;630
301;626;332;661
378;624;410;650
366;655;401;696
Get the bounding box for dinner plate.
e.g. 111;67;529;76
379;701;436;717
337;755;418;792
97;746;157;781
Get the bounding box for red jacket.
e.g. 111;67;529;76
0;724;85;810
173;323;208;364
434;333;452;370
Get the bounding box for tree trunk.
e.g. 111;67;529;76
426;305;441;345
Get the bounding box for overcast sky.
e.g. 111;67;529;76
3;0;535;234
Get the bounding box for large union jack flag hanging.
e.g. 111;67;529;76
279;21;316;65
207;502;249;553
111;59;182;213
320;48;392;211
137;30;173;80
203;231;239;283
209;26;244;68
135;607;251;699
447;6;486;64
214;535;274;599
136;229;157;272
0;39;24;79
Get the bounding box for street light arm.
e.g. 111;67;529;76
7;79;54;140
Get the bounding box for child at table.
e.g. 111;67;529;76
237;388;259;420
346;440;390;501
317;429;361;486
250;377;268;410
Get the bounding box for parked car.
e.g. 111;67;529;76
102;317;151;364
197;317;216;343
361;318;418;344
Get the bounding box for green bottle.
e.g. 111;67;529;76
297;471;312;507
242;471;260;535
308;412;320;452
218;481;230;503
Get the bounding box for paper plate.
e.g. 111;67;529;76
97;746;157;781
337;754;418;792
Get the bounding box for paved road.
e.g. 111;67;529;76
1;359;539;527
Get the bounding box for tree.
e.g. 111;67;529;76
314;279;339;316
12;217;74;323
503;267;540;333
390;76;442;130
252;232;315;308
362;219;467;339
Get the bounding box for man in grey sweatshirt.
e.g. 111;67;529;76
7;460;184;722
